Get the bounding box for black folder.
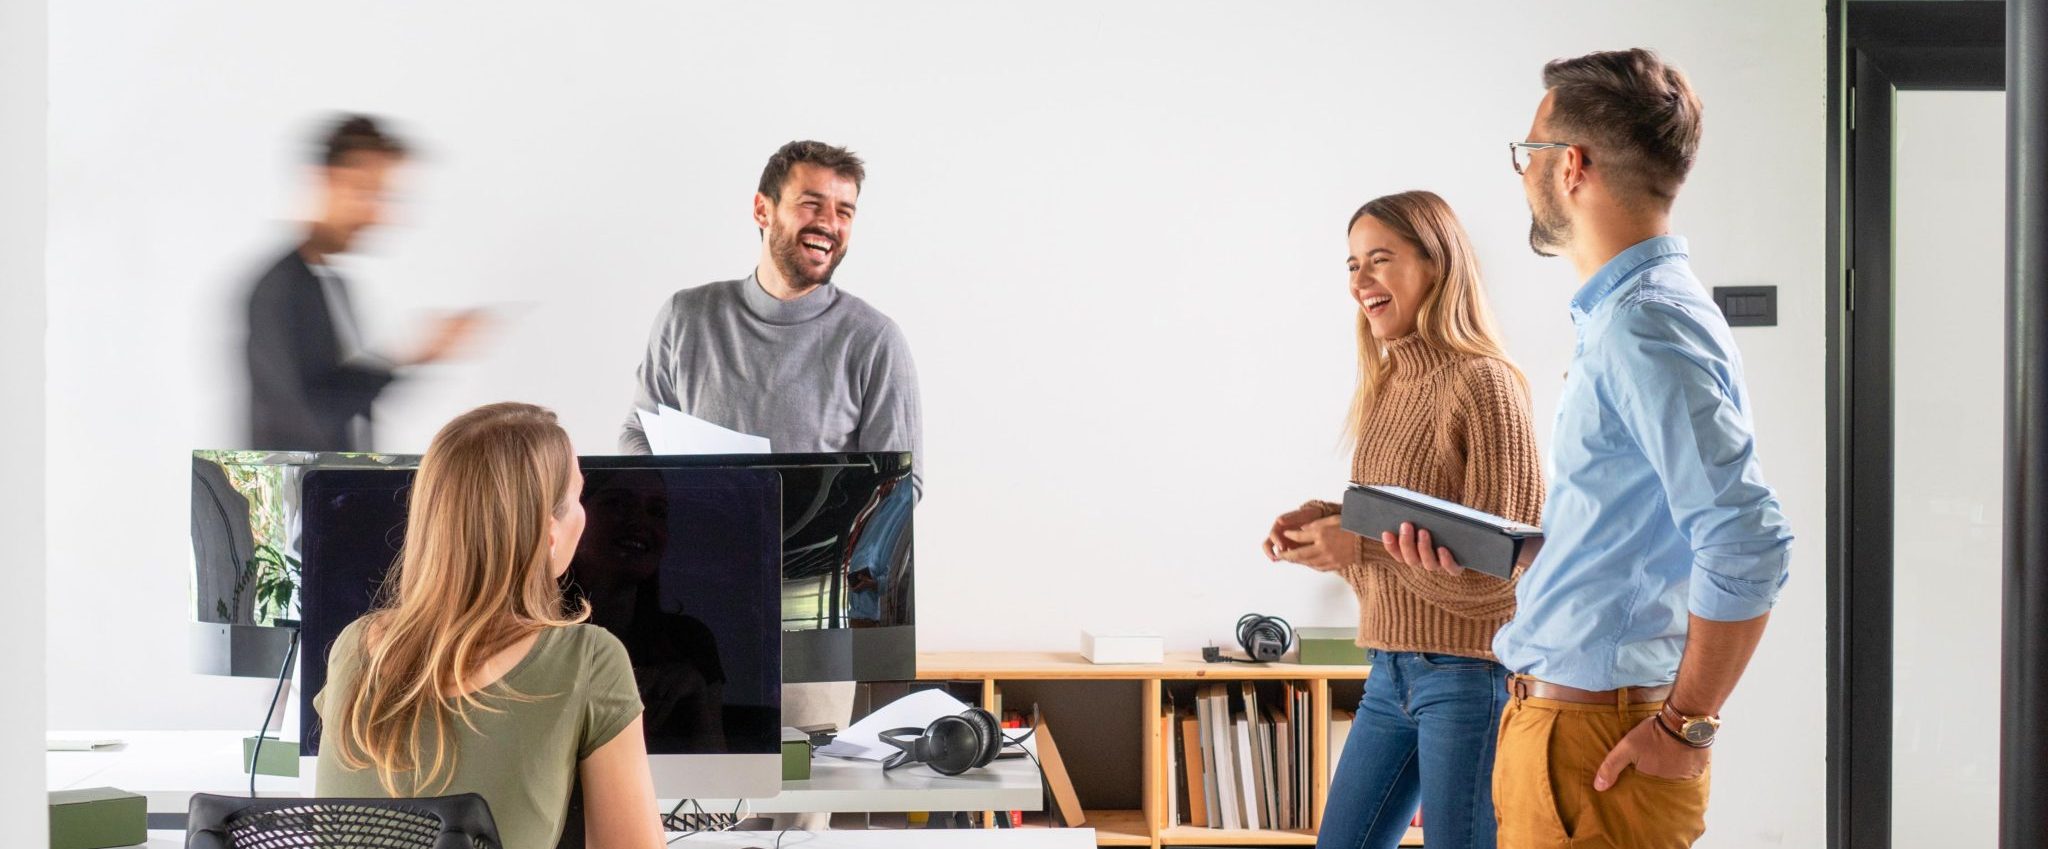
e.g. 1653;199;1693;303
1339;484;1542;580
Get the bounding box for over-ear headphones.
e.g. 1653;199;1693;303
1237;613;1294;663
879;708;1003;775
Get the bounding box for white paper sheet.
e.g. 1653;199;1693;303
815;688;973;762
634;405;771;455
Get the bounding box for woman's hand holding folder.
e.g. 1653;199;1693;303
1380;522;1465;576
1380;522;1545;577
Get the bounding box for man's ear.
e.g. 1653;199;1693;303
1562;146;1590;195
753;192;773;232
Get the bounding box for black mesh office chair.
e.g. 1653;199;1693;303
186;793;502;849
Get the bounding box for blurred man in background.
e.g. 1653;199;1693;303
245;114;480;452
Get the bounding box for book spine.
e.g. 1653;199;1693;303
1181;711;1208;828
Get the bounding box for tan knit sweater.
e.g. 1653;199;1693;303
1306;335;1544;661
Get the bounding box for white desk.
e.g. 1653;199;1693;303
51;730;1042;817
693;749;1041;814
134;828;1096;848
47;731;299;814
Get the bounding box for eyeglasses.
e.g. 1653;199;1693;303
1509;141;1572;175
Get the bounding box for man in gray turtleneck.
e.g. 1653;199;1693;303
618;143;920;832
619;140;921;496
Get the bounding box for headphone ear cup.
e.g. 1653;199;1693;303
963;708;1003;769
922;715;979;776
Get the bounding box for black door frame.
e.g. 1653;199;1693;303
1825;3;2013;849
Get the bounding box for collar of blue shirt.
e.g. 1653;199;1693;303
1569;235;1691;323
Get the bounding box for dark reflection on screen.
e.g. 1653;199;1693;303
770;457;914;631
561;469;781;753
298;467;782;758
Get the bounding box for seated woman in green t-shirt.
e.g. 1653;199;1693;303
315;402;666;849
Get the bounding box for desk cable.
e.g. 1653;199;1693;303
248;619;302;798
664;797;751;843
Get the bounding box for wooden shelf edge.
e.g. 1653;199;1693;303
918;651;1371;681
1158;825;1318;846
1018;808;1150;846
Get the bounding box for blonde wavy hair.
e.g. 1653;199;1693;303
327;402;588;795
1345;191;1526;448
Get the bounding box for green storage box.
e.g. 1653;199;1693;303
1298;627;1370;666
49;787;145;849
242;735;301;777
782;728;812;781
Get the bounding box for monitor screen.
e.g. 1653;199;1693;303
298;465;784;762
580;453;917;683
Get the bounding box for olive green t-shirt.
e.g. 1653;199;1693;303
314;621;643;849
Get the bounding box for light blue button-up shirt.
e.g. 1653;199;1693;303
1492;236;1793;691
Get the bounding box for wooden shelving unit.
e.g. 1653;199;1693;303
916;651;1423;848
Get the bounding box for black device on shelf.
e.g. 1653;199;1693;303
1203;613;1294;664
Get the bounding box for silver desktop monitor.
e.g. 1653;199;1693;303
294;463;785;799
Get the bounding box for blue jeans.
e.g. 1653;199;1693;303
1316;649;1510;849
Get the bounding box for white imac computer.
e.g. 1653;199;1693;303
293;463;786;799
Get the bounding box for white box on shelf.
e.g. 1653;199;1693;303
1081;631;1163;664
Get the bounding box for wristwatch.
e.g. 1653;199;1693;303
1658;703;1720;748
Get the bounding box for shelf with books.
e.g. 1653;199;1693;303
915;650;1375;849
1159;680;1316;837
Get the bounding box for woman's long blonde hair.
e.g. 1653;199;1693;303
1345;191;1526;448
328;402;588;795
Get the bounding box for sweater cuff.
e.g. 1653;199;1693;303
1303;499;1342;519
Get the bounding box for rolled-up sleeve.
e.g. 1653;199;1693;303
1608;299;1793;622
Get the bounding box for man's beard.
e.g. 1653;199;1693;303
1527;175;1571;258
768;223;846;290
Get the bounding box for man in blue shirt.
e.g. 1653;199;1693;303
1385;49;1791;847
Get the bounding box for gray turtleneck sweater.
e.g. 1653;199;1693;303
619;274;923;493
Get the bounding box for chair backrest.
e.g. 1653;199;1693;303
186;793;502;849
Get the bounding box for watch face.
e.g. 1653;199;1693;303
1683;720;1716;745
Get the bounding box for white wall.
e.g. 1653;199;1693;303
1;0;48;841
1892;89;2006;849
44;3;1826;845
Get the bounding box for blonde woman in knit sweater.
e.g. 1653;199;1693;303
1264;190;1543;849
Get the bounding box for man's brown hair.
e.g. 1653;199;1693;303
318;114;407;167
1541;49;1702;205
757;140;866;202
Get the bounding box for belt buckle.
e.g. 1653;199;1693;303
1508;675;1532;700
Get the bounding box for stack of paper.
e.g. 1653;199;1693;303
635;405;771;455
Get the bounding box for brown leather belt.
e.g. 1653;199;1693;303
1507;675;1672;705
